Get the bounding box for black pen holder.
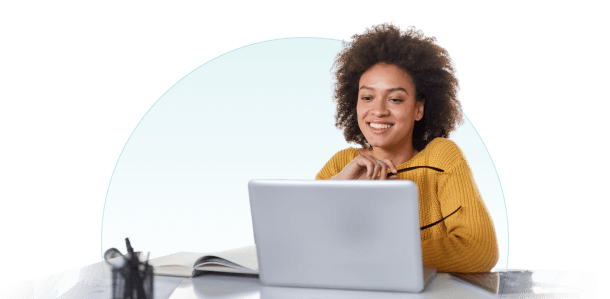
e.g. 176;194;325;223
109;255;153;299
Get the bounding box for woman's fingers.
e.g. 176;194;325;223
335;155;398;180
383;159;398;175
372;162;382;180
376;158;397;180
353;155;375;180
360;155;397;180
356;155;377;180
365;157;379;180
378;161;389;180
368;158;385;180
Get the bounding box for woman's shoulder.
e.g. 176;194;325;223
330;147;360;160
319;147;361;168
426;137;459;151
421;138;467;166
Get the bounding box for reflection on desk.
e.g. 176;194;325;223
449;270;596;298
12;264;595;299
174;272;433;299
167;269;595;299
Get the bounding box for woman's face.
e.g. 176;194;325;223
357;63;424;151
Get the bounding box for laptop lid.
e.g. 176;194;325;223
248;179;430;292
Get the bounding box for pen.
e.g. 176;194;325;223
124;238;132;299
125;238;150;298
126;237;134;257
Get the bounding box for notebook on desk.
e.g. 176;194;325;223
248;179;436;293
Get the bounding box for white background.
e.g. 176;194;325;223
95;35;511;273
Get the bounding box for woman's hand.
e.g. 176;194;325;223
330;155;398;180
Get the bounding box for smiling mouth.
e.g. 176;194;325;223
368;123;394;129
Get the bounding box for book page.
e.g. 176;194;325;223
149;252;204;277
150;252;203;268
195;258;251;271
194;245;258;272
193;264;257;274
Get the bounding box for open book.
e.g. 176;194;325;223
148;245;258;277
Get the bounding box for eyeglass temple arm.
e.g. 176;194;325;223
420;206;462;231
388;166;445;177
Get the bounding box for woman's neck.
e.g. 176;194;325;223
361;144;419;167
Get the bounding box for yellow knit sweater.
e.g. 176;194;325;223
315;137;499;273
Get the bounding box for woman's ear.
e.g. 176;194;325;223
415;99;425;121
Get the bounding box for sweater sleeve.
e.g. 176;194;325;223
422;157;499;273
315;148;355;180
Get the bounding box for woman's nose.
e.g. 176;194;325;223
371;99;389;116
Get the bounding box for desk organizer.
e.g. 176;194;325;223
112;252;154;299
104;238;153;299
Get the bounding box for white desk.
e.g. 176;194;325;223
2;262;596;299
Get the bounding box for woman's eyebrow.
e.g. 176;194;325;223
359;86;409;95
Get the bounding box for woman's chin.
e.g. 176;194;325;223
367;141;389;149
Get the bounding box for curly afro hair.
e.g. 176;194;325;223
333;23;463;151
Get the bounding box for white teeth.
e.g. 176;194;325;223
369;123;392;129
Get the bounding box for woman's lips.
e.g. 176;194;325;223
368;122;393;132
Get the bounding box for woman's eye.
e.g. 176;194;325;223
390;98;404;103
361;97;372;101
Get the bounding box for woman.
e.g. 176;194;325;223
316;24;499;273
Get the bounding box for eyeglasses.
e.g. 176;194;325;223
384;165;461;230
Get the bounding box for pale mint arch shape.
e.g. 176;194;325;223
101;38;509;270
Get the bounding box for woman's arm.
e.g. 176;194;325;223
422;160;499;273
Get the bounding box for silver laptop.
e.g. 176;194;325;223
248;179;436;293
